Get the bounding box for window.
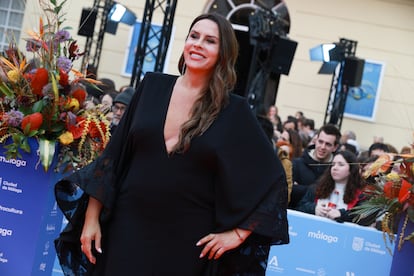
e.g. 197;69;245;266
0;0;26;52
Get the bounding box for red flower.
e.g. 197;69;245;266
67;117;85;139
30;68;49;96
71;88;87;105
383;181;398;199
89;121;107;138
21;112;43;132
399;179;413;203
59;69;69;87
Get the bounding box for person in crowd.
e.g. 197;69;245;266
400;145;412;154
110;87;135;133
340;130;360;154
266;105;283;137
368;142;390;157
298;117;315;149
385;143;398;154
54;13;288;276
256;114;276;149
296;150;367;224
283;116;298;131
339;142;358;155
290;123;341;208
295;111;304;120
276;140;293;204
279;128;303;159
100;90;118;121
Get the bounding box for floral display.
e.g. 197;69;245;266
0;0;110;172
352;151;414;253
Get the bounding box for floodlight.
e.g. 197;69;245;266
310;43;345;62
108;2;136;26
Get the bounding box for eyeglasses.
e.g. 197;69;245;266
112;104;126;112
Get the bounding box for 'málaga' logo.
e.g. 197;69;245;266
0;156;26;168
308;230;339;243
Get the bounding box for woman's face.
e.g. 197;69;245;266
101;94;113;109
331;154;350;183
183;19;220;74
278;130;290;143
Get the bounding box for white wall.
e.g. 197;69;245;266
21;0;414;152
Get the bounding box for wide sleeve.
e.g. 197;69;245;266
212;95;289;245
53;73;156;275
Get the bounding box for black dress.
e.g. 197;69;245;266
55;72;288;276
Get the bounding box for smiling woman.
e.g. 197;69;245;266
55;12;288;276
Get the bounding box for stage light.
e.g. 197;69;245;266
310;43;345;62
108;2;136;26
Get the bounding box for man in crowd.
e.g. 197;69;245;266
110;87;135;134
289;124;341;208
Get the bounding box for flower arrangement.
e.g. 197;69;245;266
352;152;414;253
0;0;110;172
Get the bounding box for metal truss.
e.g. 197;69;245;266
130;0;177;88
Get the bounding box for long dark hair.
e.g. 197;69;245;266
174;13;238;153
315;150;362;203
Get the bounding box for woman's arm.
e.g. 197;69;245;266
80;197;103;264
196;228;252;260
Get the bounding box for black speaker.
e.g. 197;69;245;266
78;8;97;37
342;57;365;87
270;37;298;75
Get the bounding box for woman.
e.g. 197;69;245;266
296;150;364;223
55;13;288;275
278;128;303;159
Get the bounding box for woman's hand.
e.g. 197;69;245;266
80;197;103;264
196;228;251;260
315;205;330;217
326;208;341;220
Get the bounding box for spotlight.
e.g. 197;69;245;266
108;2;137;26
310;43;345;62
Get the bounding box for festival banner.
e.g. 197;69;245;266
0;138;64;276
266;210;394;275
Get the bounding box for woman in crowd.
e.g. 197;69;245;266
296;150;365;223
55;13;288;275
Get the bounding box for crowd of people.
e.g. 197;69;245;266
265;105;412;225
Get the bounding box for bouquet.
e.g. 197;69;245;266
0;0;110;172
352;152;414;253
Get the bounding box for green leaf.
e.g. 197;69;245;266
38;139;56;172
0;83;14;97
32;100;44;113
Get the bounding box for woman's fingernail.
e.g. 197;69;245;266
97;248;103;253
199;253;204;258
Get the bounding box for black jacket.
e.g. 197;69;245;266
289;146;331;208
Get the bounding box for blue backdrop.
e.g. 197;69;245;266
266;210;394;275
0;139;64;276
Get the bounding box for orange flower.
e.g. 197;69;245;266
30;68;49;96
21;112;43;132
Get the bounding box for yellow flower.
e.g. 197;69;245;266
385;172;400;182
58;131;74;145
66;98;80;112
7;70;20;83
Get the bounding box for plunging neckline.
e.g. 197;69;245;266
161;75;204;156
